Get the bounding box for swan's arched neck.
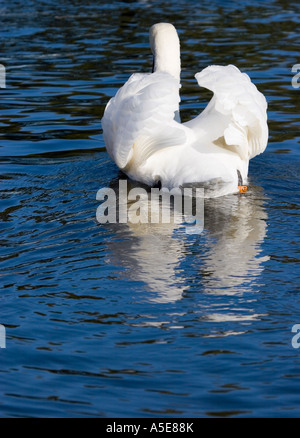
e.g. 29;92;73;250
149;23;181;82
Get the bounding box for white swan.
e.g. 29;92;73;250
102;23;268;197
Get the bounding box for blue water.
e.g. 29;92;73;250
1;0;300;417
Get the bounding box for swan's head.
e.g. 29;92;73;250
149;23;181;81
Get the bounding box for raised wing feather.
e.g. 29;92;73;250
101;72;186;170
190;65;268;160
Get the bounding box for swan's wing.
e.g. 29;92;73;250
188;65;268;160
101;72;186;170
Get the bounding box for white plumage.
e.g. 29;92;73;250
101;23;268;197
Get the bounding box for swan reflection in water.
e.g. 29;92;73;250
101;179;269;308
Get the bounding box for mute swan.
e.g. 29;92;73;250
101;23;268;197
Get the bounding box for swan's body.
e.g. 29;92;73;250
102;23;268;197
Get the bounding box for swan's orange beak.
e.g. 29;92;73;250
238;185;248;193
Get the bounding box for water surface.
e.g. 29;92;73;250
1;0;300;417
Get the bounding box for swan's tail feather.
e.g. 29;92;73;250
125;128;186;170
